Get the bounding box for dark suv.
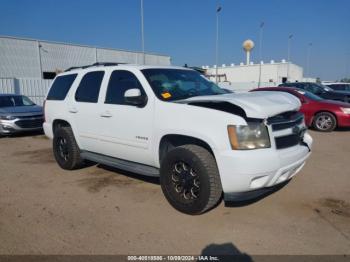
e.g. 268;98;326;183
279;82;350;103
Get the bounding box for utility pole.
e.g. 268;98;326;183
215;5;222;84
306;42;312;77
287;34;293;82
141;0;145;64
258;22;264;88
37;41;43;79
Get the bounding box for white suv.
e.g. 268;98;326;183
44;63;312;214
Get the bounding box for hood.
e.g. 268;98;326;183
180;91;301;119
0;105;43;116
321;99;350;108
331;90;350;96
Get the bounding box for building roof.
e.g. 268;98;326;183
0;35;169;58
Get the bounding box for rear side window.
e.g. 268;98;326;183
47;74;77;100
105;70;145;105
75;71;105;103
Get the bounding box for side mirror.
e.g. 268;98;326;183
124;88;147;107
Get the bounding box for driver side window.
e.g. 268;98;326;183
105;70;146;105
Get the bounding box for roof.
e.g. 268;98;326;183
62;63;188;74
323;82;350;85
0;35;170;58
0;94;21;97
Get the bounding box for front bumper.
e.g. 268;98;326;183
214;132;312;198
337;112;350;127
0;117;44;134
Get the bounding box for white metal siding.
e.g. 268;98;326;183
0;78;15;93
0;38;40;78
0;36;171;79
40;42;96;72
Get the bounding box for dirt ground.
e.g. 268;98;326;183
0;130;349;256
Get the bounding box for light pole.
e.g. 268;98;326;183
37;42;48;79
287;34;293;82
141;0;145;65
306;42;312;77
258;21;264;88
215;5;222;84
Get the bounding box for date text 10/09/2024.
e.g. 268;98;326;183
127;255;220;261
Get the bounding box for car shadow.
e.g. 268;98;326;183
201;242;253;261
0;130;44;138
96;164;290;207
335;127;350;132
96;164;160;185
224;180;290;207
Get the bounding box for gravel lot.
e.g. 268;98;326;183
0;130;349;255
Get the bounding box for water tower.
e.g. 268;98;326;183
242;39;255;65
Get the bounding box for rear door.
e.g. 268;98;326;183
70;70;106;152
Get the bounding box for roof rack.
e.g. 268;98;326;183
64;62;126;72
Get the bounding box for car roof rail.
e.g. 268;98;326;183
64;62;127;72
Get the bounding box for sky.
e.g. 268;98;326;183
0;0;349;80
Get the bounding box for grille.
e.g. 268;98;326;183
275;134;300;149
15;118;43;129
271;117;303;131
268;111;306;150
268;111;304;131
15;114;43;119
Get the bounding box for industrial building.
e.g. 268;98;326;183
204;60;304;90
0;35;171;79
0;35;171;104
203;39;312;91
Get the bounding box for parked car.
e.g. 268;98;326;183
323;82;350;92
0;94;44;136
43;63;312;215
279;82;350;103
251;87;350;132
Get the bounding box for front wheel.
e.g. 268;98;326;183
313;112;337;132
160;145;222;215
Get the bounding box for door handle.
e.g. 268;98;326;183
69;107;78;113
100;111;112;118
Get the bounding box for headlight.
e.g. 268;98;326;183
340;107;350;114
0;115;16;120
228;122;271;150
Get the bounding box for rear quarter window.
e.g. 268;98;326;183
46;74;77;100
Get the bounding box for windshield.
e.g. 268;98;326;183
0;95;35;108
328;84;350;91
141;69;229;101
294;89;323;101
314;83;334;92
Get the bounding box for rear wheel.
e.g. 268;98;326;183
313;112;337;132
160;145;222;215
53;126;84;170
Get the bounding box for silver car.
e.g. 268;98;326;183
0;94;44;135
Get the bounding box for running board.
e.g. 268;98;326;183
80;151;159;177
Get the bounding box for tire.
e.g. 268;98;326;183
53;126;84;170
312;112;337;132
160;145;222;215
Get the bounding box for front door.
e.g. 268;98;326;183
97;70;154;166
